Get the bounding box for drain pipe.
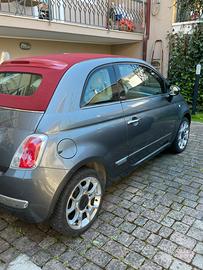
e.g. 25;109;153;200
143;0;151;60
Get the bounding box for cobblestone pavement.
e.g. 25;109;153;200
0;122;203;270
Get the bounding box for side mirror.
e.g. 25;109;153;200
169;85;180;96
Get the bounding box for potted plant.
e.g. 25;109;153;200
119;18;135;32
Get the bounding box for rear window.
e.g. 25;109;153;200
0;72;42;96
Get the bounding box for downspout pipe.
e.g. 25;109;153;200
143;0;151;60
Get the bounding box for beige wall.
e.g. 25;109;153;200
0;38;112;59
111;42;143;59
0;37;143;61
147;0;174;77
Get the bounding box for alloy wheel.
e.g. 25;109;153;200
178;121;189;150
66;177;102;230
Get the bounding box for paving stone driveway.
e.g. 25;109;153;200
0;122;203;270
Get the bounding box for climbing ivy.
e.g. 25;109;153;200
168;24;203;110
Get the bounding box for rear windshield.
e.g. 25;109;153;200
0;72;42;96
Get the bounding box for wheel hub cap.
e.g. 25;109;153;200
66;176;102;230
79;194;89;210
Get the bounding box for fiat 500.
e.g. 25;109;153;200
0;53;190;236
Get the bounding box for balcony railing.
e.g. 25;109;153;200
176;2;203;22
0;0;145;33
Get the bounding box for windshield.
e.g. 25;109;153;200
0;72;42;96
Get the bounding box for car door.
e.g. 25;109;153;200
79;64;129;178
115;62;179;166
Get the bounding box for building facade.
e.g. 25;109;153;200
0;0;199;77
0;1;146;61
146;0;174;77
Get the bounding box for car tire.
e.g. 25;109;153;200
170;117;190;154
50;168;105;236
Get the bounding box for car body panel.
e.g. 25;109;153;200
0;167;68;222
120;95;179;165
0;108;43;169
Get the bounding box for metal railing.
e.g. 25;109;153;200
176;2;203;22
0;0;146;33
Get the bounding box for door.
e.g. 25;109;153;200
79;64;129;178
115;63;179;165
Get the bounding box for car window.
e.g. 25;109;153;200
0;72;42;96
118;64;164;100
81;66;118;106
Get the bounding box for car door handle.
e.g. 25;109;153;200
128;117;140;125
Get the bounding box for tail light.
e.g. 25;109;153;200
10;134;47;169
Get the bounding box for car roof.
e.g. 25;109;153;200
2;53;122;71
0;53;150;112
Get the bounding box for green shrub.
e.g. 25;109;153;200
168;25;203;110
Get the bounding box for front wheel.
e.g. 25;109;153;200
170;117;190;153
51;168;105;236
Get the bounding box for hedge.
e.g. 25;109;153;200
168;24;203;110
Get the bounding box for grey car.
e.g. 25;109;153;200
0;53;190;236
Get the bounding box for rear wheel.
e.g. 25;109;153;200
170;117;190;153
51;168;104;236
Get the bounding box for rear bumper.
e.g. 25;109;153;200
0;194;28;209
0;167;68;223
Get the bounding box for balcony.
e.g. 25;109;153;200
175;1;203;23
173;2;202;35
0;0;146;44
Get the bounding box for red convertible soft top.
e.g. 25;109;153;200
0;53;116;111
